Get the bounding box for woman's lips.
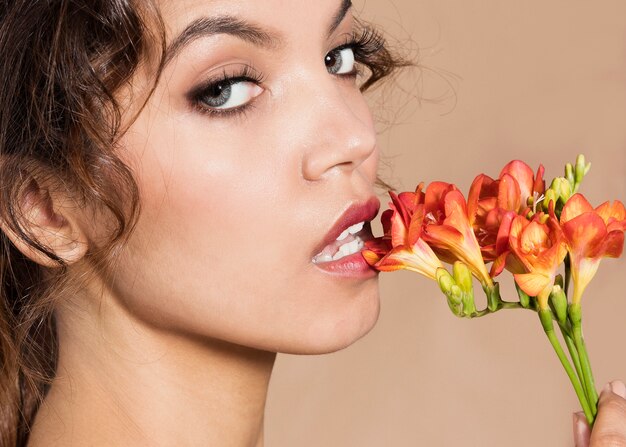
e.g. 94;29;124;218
312;249;379;278
312;197;380;276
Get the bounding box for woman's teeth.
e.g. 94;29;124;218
336;221;364;241
312;221;367;264
332;237;365;260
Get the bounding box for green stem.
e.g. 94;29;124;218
573;324;598;417
564;256;572;297
557;322;584;393
500;301;525;310
543;325;594;424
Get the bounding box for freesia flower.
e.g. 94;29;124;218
363;185;444;280
560;194;626;304
362;154;622;426
467;161;545;277
500;160;545;209
508;211;568;310
421;182;494;287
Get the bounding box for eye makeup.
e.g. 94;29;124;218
186;24;388;119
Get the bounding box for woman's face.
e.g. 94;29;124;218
111;0;381;354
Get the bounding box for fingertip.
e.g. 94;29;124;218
610;380;626;399
573;411;590;447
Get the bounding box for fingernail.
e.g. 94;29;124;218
610;380;626;398
573;412;589;447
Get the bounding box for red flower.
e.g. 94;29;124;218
420;182;494;287
363;185;444;280
468;161;545;277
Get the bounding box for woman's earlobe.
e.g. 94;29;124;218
1;179;89;268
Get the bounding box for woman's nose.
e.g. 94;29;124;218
299;82;377;181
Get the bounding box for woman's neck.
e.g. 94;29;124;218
28;287;276;447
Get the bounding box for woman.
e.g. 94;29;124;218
0;1;623;446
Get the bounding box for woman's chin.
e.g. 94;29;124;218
277;287;381;355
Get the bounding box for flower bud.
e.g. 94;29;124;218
543;189;558;211
450;285;463;303
549;177;573;204
565;162;575;185
549;285;568;325
568;302;582;326
559;178;573;202
515;282;531;308
437;268;462;305
453;261;473;293
554;274;564;289
574;154;591;188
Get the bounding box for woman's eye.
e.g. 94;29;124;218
325;46;356;75
198;79;263;110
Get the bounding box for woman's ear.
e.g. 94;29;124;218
1;179;88;268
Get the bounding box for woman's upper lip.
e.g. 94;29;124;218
312;196;381;258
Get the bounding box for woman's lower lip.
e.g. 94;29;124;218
312;251;379;278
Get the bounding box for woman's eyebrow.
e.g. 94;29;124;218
164;0;353;67
164;16;279;66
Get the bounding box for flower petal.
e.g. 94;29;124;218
490;251;509;277
604;230;625;258
424;182;456;216
498;173;522;212
500;160;535;204
561;194;594;224
520;221;550;255
389;205;409;248
375;245;442;279
534;164;546;195
495;211;516;255
362;249;382;266
514;272;550;298
407;205;425;246
596;200;626;228
562;212;608;258
468;174;491;226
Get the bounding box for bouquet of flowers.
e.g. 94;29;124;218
364;155;625;425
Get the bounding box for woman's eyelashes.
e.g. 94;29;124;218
188;28;384;118
188;65;265;118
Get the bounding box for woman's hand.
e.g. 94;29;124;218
574;381;626;447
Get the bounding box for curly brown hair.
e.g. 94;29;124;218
0;1;406;445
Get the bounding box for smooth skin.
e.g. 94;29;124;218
26;0;380;446
574;381;626;447
10;0;626;446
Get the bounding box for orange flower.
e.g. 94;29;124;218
508;211;567;309
500;160;545;210
421;182;494;287
467;161;545;277
560;194;626;304
363;185;444;280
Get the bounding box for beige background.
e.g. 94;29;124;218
266;1;626;445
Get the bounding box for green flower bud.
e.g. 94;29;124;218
515;282;531;308
568;302;582;326
559;178;573;202
574;154;591;188
437;268;462;305
543;189;558;211
549;285;568;325
453;261;473;293
565;162;575;185
554;274;564;289
450;285;463;304
549;177;562;192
